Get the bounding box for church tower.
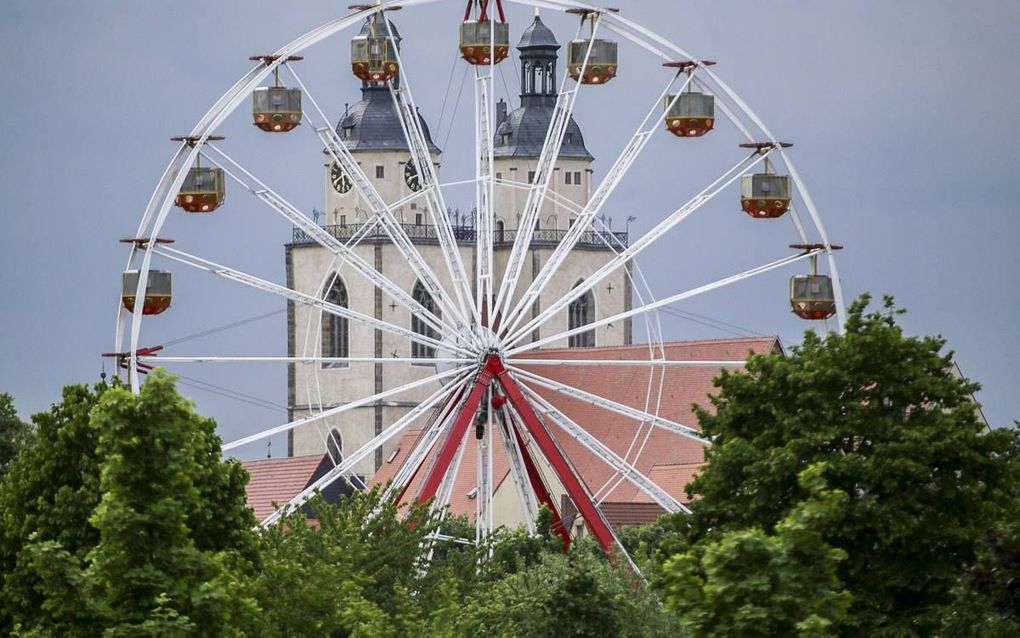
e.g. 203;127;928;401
286;15;631;481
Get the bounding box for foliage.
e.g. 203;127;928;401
458;537;681;638
237;488;475;637
674;295;1018;637
0;392;32;479
88;370;256;635
662;464;850;637
939;430;1020;636
0;383;109;635
0;373;257;637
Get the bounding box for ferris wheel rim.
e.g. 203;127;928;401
116;0;846;556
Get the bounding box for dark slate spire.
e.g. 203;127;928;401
493;14;591;160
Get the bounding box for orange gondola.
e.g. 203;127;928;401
566;10;618;85
122;270;172;315
175;165;225;213
665;92;714;138
351;13;400;82
460;1;510;65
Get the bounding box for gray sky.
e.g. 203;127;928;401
2;1;1018;458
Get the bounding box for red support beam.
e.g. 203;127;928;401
392;384;466;506
489;356;617;552
415;358;498;503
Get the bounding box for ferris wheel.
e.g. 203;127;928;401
110;0;845;557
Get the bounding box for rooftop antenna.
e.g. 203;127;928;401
266;440;272;459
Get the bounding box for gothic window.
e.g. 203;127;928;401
568;281;595;348
322;275;350;366
411;280;440;359
326;428;342;464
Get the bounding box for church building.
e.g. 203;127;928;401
285;15;631;482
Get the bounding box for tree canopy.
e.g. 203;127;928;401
0;373;255;636
663;296;1019;636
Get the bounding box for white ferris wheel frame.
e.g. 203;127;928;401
114;0;846;555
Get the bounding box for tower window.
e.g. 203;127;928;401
574;171;582;185
568;281;595;348
528;171;536;184
322;275;350;366
565;172;572;185
326;428;342;464
411;281;440;359
375;165;385;179
415;212;423;226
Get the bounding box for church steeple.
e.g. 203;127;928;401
517;15;559;108
493;14;591;161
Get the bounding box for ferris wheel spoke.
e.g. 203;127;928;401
285;65;469;332
382;382;467;504
381;23;479;327
500;71;694;337
152;245;468;357
201;145;455;338
474;67;497;322
512;248;822;355
508;365;706;443
517;379;689;514
259;368;471;527
492;404;540;534
507;358;745;368
138;355;474;365
503;149;772;347
223;364;470;453
491;15;600;325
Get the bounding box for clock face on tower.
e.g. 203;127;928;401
404;158;422;192
330;162;352;194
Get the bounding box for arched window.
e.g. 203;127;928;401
326;427;342;464
411;280;440;359
568;281;595;348
495;219;506;243
322;275;349;366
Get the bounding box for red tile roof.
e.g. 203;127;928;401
371;337;779;525
243;454;328;521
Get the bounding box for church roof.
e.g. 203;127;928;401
334;85;439;153
242;453;355;522
493;105;592;160
493;15;591;160
518;15;559;49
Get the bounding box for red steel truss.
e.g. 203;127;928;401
410;353;616;552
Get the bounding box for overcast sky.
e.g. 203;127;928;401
1;1;1018;458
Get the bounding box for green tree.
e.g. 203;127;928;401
0;383;109;635
1;373;257;637
939;430;1020;636
674;296;1018;637
663;465;850;638
88;370;256;636
238;488;476;637
458;538;680;637
0;392;32;479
